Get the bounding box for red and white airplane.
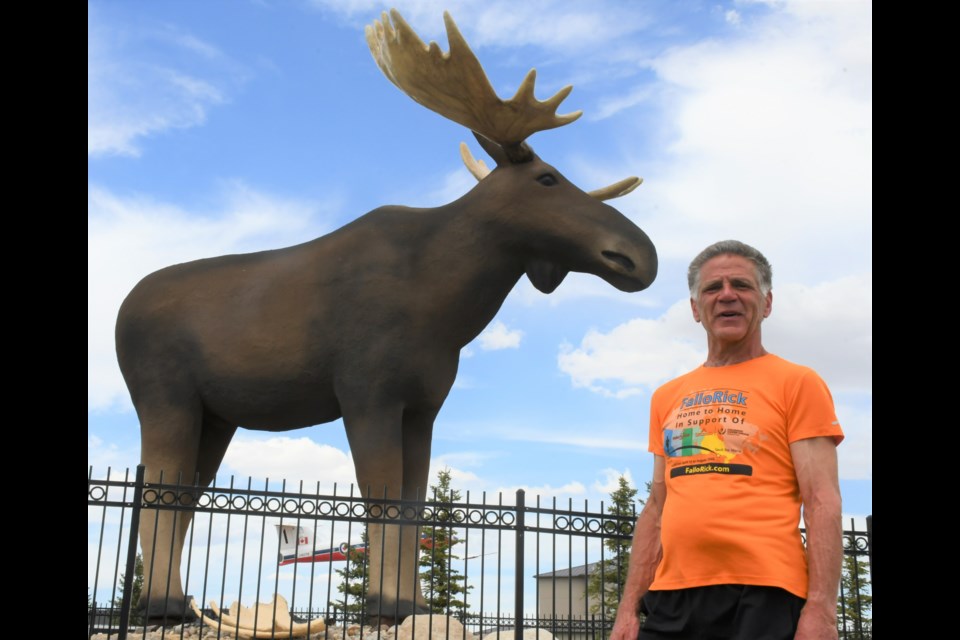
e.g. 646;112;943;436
276;524;365;565
276;524;451;566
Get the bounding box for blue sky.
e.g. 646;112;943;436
88;0;871;533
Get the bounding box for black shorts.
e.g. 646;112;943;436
638;584;805;640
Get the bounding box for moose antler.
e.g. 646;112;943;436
190;594;325;639
366;9;582;153
588;176;643;200
459;141;490;181
370;9;644;199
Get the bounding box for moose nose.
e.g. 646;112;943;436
602;250;635;272
600;243;657;292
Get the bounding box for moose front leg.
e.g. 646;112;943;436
364;512;430;624
342;401;434;624
399;406;437;612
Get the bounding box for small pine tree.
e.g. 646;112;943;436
586;476;646;619
111;552;144;625
329;529;371;622
837;553;871;639
419;468;471;614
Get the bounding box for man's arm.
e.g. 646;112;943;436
791;436;843;640
609;455;666;640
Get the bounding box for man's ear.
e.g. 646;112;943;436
763;290;773;318
690;297;701;323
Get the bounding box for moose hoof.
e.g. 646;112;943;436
137;596;199;625
364;597;431;625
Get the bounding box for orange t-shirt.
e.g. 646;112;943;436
648;354;844;599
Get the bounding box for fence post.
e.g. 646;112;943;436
118;464;147;640
514;489;525;640
866;514;872;584
89;599;97;639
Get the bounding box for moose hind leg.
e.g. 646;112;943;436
173;415;238;617
135;401;204;624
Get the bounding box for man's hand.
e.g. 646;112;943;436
609;608;641;640
794;603;838;640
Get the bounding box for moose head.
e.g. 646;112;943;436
367;10;655;296
117;9;656;624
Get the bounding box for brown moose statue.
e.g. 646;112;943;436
116;9;657;625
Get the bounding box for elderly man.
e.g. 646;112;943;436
610;240;844;640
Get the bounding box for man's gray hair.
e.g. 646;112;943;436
687;240;773;298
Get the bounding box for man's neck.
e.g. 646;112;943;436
703;342;768;367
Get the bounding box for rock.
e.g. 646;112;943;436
481;629;554;640
396;614;468;640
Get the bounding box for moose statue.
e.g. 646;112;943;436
116;9;658;624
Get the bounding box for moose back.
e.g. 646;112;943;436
116;9;657;624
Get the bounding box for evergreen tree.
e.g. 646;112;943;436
111;552;144;625
586;476;646;619
837;553;871;639
329;528;371;622
419;468;471;614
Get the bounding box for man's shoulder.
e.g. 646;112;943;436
759;353;824;380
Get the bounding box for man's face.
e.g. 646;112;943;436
691;254;772;345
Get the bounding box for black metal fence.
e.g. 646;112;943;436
88;466;872;639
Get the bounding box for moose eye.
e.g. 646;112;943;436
537;173;558;186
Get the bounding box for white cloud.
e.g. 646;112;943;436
592;467;636;496
593;86;655;121
558;298;704;398
763;276;872;394
425;461;484;497
88;183;329;411
478;320;524;350
221;436;357;488
87;433;139;475
624;1;871;286
87;6;232;157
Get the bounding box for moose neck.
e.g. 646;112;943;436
413;190;530;348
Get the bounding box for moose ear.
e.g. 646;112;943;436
525;259;569;293
472;131;508;167
472;131;535;167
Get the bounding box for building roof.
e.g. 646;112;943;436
534;561;603;579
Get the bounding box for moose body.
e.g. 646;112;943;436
117;9;657;624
